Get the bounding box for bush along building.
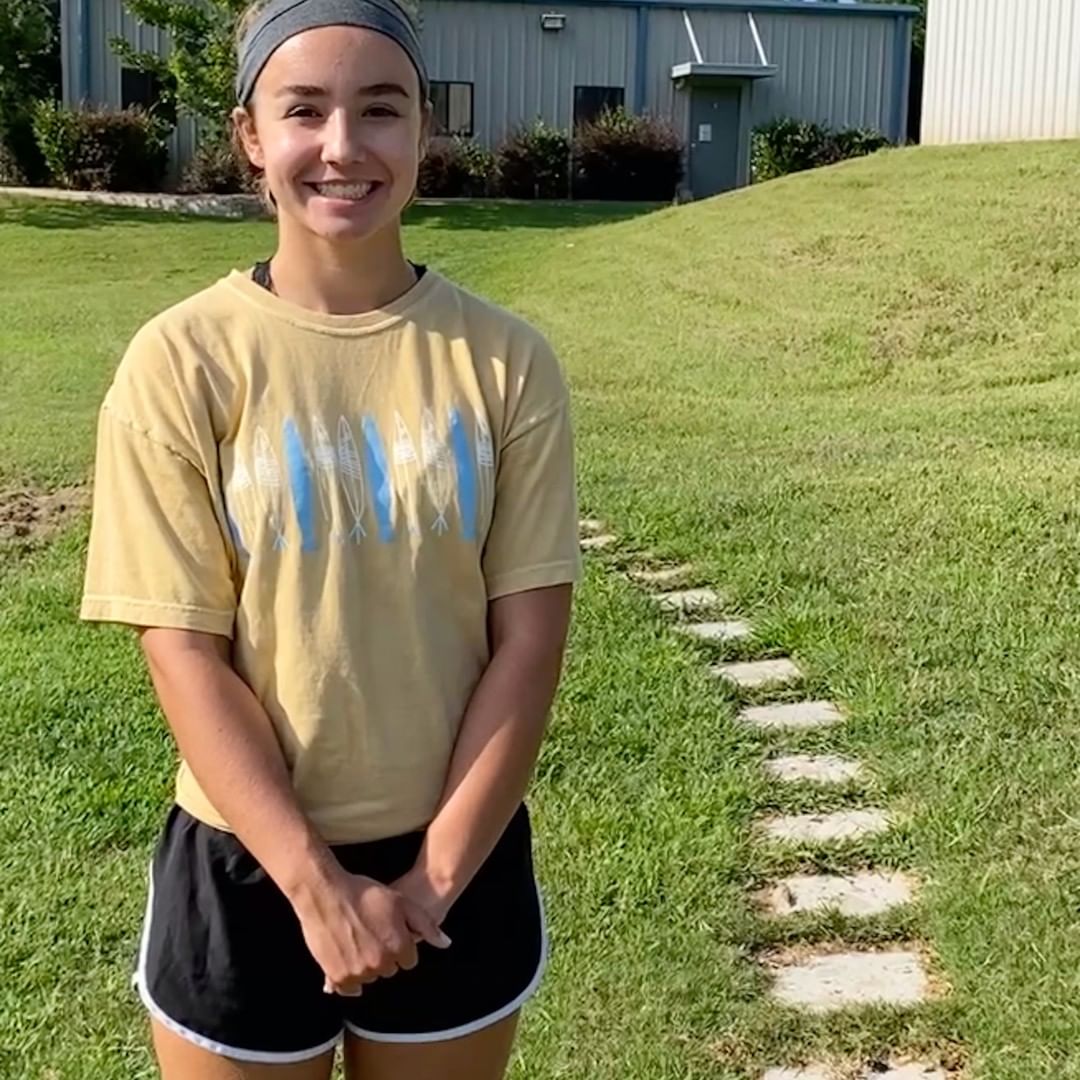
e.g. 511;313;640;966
60;0;916;199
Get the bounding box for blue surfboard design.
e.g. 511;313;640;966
362;415;395;542
283;418;317;552
449;408;477;541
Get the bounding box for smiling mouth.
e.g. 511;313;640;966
307;181;380;201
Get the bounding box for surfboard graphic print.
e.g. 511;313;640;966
337;417;367;542
475;411;495;526
362;415;395;543
420;407;454;535
225;454;256;555
449;407;477;542
392;411;422;537
311;415;340;541
253;426;287;550
283;418;317;553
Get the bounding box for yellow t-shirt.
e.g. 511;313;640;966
81;268;582;843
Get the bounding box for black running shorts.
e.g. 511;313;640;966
135;803;546;1063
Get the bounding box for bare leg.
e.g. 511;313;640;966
152;1019;337;1080
343;1012;519;1080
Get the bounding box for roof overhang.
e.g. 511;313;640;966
671;62;779;82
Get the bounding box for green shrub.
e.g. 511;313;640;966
33;101;168;191
751;116;890;182
573;107;683;201
0;136;24;185
417;136;496;198
179;134;253;194
496;120;571;199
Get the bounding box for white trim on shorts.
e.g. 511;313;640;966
344;881;549;1045
134;864;344;1065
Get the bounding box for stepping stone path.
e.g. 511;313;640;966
765;753;863;783
677;619;753;643
757;871;916;918
764;1066;946;1080
768;948;931;1012
740;700;843;730
760;808;891;844
580;533;617;550
630;563;695;585
713;657;803;689
653;587;724;613
613;536;941;1069
578;518;605;535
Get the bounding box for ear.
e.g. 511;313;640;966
232;105;265;170
418;100;435;159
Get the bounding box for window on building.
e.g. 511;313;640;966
430;82;474;137
573;85;625;128
121;67;162;112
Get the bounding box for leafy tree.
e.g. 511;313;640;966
113;0;252;136
0;0;60;182
115;0;422;136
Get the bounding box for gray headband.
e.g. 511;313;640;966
236;0;429;105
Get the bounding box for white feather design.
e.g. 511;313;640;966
475;412;495;525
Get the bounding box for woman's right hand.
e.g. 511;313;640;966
291;866;452;996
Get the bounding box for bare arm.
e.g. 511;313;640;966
139;628;447;991
140;628;332;896
396;584;573;916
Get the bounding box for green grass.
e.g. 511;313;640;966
3;141;1080;1079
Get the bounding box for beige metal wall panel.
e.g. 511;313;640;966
923;0;1080;144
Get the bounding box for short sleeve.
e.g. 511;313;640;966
482;341;583;600
80;408;237;637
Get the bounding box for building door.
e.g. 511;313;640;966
688;84;742;197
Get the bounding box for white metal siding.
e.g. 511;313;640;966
923;0;1080;144
422;1;637;145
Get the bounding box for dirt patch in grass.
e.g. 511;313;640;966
0;485;89;545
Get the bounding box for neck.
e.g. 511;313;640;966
269;221;417;315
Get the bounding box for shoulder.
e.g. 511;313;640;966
431;275;566;396
106;275;245;443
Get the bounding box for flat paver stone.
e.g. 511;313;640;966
654;587;724;612
713;657;802;689
865;1067;947;1080
580;534;617;550
765;754;863;784
759;808;891;844
763;1065;946;1080
769;948;930;1012
630;563;695;585
758;871;917;917
578;518;605;535
740;700;843;730
677;620;753;643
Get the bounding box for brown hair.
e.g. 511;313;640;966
232;0;274;212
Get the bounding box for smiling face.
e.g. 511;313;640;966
234;25;430;245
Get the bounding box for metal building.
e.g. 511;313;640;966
61;0;915;197
922;0;1080;145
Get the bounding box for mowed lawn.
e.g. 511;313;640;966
2;140;1080;1079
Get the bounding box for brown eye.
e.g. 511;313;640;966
286;105;319;119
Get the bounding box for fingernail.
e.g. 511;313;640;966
437;931;452;948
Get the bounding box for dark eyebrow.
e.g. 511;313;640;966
275;82;411;99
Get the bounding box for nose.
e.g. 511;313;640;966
321;107;366;166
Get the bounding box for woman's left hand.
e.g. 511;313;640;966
392;866;456;931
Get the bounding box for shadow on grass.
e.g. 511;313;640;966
0;195;664;233
0;198;257;230
405;200;664;231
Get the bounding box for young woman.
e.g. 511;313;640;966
80;1;581;1076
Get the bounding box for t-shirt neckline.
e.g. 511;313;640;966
223;264;442;336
